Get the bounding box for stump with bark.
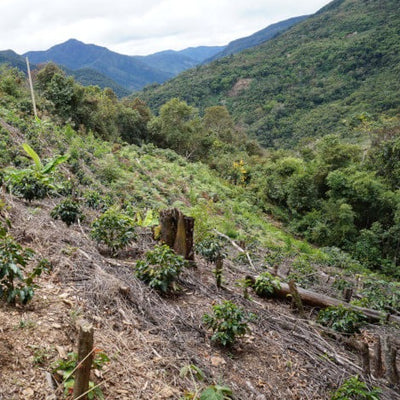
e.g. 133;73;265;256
160;208;194;262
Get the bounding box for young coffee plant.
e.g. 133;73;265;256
0;232;47;305
83;190;113;211
253;272;281;297
91;207;136;253
354;279;400;313
196;236;226;288
287;256;318;288
51;350;109;399
331;375;381;400
317;305;367;334
135;244;187;293
51;198;83;226
195;236;226;265
5;143;68;201
202;300;256;347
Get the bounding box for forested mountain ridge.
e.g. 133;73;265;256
24;39;173;91
136;46;225;74
206;15;309;62
0;48;131;97
139;0;400;148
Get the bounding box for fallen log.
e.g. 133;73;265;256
248;277;400;325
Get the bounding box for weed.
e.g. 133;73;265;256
179;364;233;400
51;350;109;399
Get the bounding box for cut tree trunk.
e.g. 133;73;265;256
160;208;194;262
73;320;94;400
248;277;400;325
383;335;400;386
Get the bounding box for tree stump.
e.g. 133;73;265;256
160;208;194;262
383;335;400;386
288;280;305;318
73;320;94;400
372;336;384;378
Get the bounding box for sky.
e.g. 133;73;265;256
0;0;331;56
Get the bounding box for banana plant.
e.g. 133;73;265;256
4;143;69;201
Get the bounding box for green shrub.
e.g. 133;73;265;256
195;236;225;265
202;300;255;346
287;256;318;287
331;376;381;400
0;233;47;304
91;207;136;253
254;272;281;297
83;190;113;211
317;305;367;334
352;279;400;313
8;170;50;201
51;198;83;226
5;143;68;201
135;244;187;292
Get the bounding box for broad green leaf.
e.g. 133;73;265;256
22;143;42;170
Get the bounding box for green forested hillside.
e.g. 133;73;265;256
207;15;309;62
140;0;400;147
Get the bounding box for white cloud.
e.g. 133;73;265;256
0;0;331;55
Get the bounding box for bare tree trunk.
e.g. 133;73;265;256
160;208;195;262
73;321;94;400
247;276;400;324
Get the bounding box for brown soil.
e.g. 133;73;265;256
0;194;399;400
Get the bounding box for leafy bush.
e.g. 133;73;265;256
90;207;136;253
135;244;187;292
51;198;83;226
317;305;367;334
353;279;400;313
8;170;50;201
83;190;113;211
5;143;68;201
195;236;226;265
287;256;318;287
51;350;109;399
0;233;47;304
202;300;255;346
254;272;281;297
331;375;381;400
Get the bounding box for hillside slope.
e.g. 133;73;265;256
1;107;399;399
0;60;399;400
207;15;309;62
140;0;400;147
